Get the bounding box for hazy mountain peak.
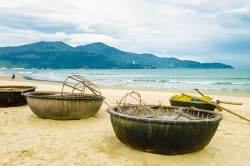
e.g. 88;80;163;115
76;42;116;50
29;41;73;49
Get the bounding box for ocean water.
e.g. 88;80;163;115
1;68;250;96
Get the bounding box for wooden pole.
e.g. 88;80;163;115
194;89;204;96
181;93;250;123
193;89;242;105
217;105;250;122
217;100;243;105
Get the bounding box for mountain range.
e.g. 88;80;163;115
0;41;233;69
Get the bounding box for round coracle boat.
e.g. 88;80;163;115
0;85;36;107
106;91;223;155
25;91;104;120
24;75;105;120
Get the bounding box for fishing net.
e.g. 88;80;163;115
115;91;216;120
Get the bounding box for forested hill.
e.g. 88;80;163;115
0;41;233;69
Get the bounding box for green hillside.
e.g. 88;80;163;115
0;41;233;69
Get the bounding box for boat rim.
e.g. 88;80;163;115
106;106;223;124
0;85;36;92
24;91;105;100
169;98;217;104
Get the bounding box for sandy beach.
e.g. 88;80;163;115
0;76;250;166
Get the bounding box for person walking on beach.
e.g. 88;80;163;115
11;74;15;79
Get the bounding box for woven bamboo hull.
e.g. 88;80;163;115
0;86;36;107
170;99;216;111
106;106;222;155
25;91;105;120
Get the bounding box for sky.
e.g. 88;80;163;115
0;0;250;68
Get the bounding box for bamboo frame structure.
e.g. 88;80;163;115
61;75;101;96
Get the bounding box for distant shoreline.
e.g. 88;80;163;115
1;67;235;70
0;74;246;98
1;68;249;97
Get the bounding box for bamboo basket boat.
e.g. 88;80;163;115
0;85;36;107
106;91;223;155
25;75;104;120
170;94;216;111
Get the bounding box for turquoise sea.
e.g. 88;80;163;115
1;68;250;96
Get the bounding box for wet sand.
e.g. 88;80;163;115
0;76;250;166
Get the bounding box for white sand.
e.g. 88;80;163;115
0;76;250;166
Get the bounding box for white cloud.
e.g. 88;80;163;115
0;0;250;68
67;33;118;46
